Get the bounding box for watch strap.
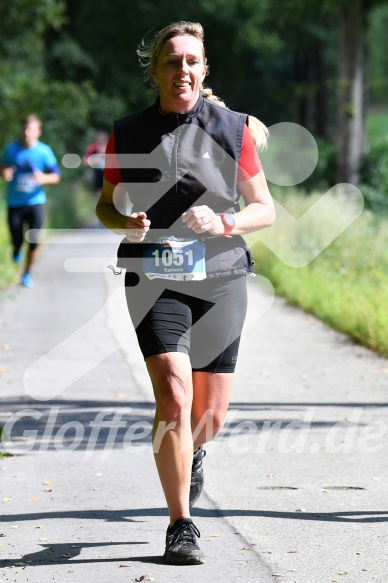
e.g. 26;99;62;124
220;213;235;236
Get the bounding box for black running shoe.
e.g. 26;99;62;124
189;446;206;508
164;518;204;565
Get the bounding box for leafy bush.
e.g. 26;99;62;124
45;179;95;230
300;137;336;193
0;197;18;288
359;140;388;214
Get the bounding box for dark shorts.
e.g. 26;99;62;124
124;272;248;373
93;169;104;192
7;204;45;251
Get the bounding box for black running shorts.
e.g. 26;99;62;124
8;204;45;251
124;272;247;373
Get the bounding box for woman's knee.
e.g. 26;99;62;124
192;407;226;439
147;353;193;420
157;377;192;419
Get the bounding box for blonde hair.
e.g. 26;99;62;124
201;87;226;107
137;21;208;92
202;95;269;151
247;115;269;151
138;22;268;150
203;93;269;150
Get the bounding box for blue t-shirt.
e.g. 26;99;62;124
1;141;60;207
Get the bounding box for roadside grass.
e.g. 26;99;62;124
249;188;388;356
45;178;95;230
0;426;12;457
0;200;18;289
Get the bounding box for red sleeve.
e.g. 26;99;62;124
103;133;123;185
85;143;98;157
237;125;262;182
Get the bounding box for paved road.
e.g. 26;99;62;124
0;230;387;583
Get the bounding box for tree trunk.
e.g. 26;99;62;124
336;0;366;185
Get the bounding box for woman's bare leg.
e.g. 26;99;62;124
191;371;234;450
146;352;194;525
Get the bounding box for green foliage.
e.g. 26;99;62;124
358;183;388;215
0;0;65;50
359;141;388;214
86;94;127;134
366;108;388;143
0;0;66;143
46;180;95;230
0;197;19;289
359;108;388;214
250;190;388;355
367;4;388;104
297;137;336;192
0;424;12;456
47;35;98;80
40;79;96;157
62;0;296;122
0;422;12;454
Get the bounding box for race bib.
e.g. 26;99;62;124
142;237;206;281
15;172;37;193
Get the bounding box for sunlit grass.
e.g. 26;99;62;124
45;179;95;229
249;189;388;355
0;199;19;289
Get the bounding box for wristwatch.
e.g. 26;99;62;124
220;212;235;236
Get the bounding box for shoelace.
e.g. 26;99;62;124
168;521;201;548
192;447;206;470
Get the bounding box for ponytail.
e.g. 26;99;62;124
247;115;269;151
200;86;226;108
201;86;269;151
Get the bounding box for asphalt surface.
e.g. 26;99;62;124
0;229;388;583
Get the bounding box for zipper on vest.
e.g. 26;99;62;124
174;114;181;192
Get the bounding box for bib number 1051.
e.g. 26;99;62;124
152;248;194;267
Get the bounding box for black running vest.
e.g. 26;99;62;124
114;95;254;277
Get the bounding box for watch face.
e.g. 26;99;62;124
224;213;235;226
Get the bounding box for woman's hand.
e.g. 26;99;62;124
125;212;150;242
181;205;224;236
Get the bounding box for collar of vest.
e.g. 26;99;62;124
154;94;205;124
